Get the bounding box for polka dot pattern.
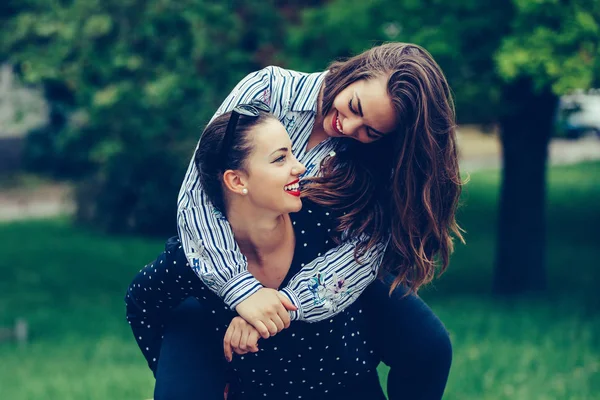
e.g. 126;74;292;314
126;201;380;398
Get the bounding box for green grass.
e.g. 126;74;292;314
1;162;599;399
377;298;599;400
427;162;600;299
0;219;163;400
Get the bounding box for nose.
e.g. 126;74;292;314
292;159;306;177
342;116;364;139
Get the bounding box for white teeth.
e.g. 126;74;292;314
284;183;300;192
336;115;342;133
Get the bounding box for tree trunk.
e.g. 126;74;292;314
493;78;557;295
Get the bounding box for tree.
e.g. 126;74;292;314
492;0;599;293
1;0;284;234
286;0;600;294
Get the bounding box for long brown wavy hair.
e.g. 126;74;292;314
303;43;464;294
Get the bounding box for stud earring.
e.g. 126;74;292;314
242;188;248;195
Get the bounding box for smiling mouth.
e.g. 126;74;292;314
284;179;301;197
331;110;343;134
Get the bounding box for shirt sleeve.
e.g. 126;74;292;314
177;67;274;310
280;220;390;323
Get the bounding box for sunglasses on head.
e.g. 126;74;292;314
219;100;271;164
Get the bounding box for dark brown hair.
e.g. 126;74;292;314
303;42;464;294
194;111;275;213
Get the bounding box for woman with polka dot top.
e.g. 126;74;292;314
127;104;386;399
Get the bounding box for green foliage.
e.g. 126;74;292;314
1;0;284;234
287;0;599;122
2;0;600;235
285;1;599;295
496;0;600;94
285;0;511;122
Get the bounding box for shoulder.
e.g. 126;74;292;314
233;67;323;118
243;66;305;86
265;66;324;93
234;66;305;105
234;66;321;93
265;66;311;79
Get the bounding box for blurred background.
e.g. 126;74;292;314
0;1;599;399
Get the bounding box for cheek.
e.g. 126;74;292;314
252;171;284;193
329;91;347;114
331;95;345;114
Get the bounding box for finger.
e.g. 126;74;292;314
223;328;233;362
265;319;278;336
249;331;260;352
239;329;250;351
234;348;249;355
277;306;291;329
271;314;285;333
277;292;298;311
254;321;270;339
231;326;242;349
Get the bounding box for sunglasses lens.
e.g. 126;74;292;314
251;100;270;112
234;104;260;116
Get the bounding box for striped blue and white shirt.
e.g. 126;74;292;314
177;66;388;322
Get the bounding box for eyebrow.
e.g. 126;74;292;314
269;147;288;156
355;93;386;137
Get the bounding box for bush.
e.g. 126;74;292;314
1;0;286;234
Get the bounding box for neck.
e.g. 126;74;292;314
226;202;290;263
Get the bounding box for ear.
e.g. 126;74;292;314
222;169;248;195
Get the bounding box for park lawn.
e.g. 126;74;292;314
0;162;599;400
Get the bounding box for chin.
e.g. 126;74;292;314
324;118;342;138
287;198;303;213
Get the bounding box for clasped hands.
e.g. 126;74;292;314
223;288;297;362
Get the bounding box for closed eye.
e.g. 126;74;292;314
366;129;384;140
274;155;286;163
348;99;359;115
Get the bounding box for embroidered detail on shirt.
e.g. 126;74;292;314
188;241;219;291
307;272;351;312
212;207;227;220
201;272;219;291
284;114;297;131
259;89;270;105
188;240;205;275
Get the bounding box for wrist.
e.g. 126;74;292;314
279;287;302;321
219;271;264;309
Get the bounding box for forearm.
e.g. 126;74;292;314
176;68;276;308
177;205;264;308
280;236;389;322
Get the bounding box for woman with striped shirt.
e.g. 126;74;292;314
154;42;462;399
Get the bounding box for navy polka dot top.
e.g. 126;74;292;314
126;201;383;399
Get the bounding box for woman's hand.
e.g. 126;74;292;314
235;288;297;338
223;316;261;362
